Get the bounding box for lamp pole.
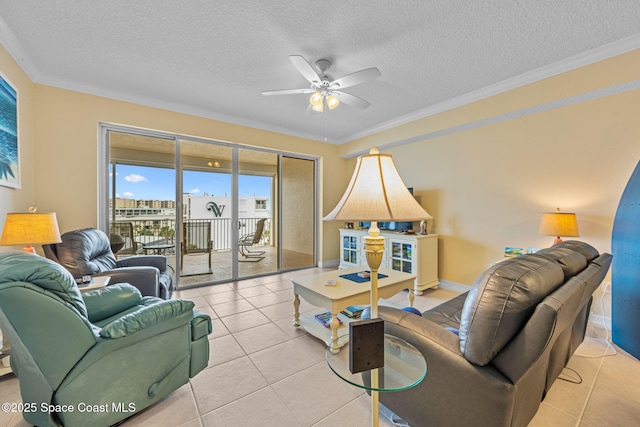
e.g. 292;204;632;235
363;221;385;427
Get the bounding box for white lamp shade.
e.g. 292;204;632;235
324;149;432;222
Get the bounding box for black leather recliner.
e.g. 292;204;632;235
43;228;173;299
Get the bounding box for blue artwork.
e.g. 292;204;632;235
0;74;19;188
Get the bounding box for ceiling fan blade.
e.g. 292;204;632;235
262;88;315;96
289;55;321;84
334;91;371;109
331;67;381;89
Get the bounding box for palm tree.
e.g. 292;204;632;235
0;155;15;181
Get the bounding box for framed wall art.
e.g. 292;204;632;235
0;73;19;189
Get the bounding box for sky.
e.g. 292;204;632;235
111;164;271;200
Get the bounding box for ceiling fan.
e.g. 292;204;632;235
262;55;381;112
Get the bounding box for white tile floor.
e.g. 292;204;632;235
1;267;639;427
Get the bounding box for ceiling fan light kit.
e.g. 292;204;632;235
262;55;381;113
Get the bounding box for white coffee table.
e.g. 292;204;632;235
291;267;415;353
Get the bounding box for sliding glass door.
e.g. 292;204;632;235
101;125;316;289
238;148;279;278
179;140;234;286
107;131;177;274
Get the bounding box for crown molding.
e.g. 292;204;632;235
38;73;330;143
336;34;640;145
0;15;42;81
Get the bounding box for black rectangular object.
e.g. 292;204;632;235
349;318;384;374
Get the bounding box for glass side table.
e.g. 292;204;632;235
326;334;427;426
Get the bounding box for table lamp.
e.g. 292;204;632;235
324;148;431;427
0;208;62;254
538;207;579;246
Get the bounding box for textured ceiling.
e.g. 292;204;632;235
1;1;640;144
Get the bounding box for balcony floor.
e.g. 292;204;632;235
126;246;315;288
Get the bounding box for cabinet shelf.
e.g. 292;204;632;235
338;229;439;295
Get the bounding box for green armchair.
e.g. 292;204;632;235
0;252;211;427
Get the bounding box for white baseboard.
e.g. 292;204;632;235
589;313;612;331
318;259;339;268
438;280;471;294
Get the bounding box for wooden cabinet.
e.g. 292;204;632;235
338;229;439;295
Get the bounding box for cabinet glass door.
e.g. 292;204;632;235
343;236;358;264
391;241;413;273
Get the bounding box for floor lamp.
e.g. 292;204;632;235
324;148;431;427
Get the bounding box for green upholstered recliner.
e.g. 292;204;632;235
0;252;211;427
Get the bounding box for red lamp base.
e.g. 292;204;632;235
22;245;37;254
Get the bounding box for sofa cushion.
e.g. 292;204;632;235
459;254;564;366
422;291;467;329
100;299;195;338
534;247;587;279
83;283;143;322
553;240;599;262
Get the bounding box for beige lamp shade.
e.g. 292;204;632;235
0;212;62;253
539;208;579;245
323;148;432;222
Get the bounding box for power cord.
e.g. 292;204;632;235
579;281;617;358
558;366;583;384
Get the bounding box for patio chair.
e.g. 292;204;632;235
109;221;144;257
238;218;266;262
181;221;213;273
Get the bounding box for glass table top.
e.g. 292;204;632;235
326;334;427;392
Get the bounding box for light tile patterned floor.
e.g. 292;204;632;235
1;267;639;427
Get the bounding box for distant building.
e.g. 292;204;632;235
183;194;270;220
111;198;176;209
111;196;270;220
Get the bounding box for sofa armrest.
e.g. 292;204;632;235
95;267;160;297
82;283;143;322
117;255;168;271
191;310;213;341
100;299;195;338
377;306;515;427
379;305;461;353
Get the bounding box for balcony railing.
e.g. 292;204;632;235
110;217;271;255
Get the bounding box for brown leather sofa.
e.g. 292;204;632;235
378;240;612;427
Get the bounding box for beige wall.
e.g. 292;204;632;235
341;50;640;285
